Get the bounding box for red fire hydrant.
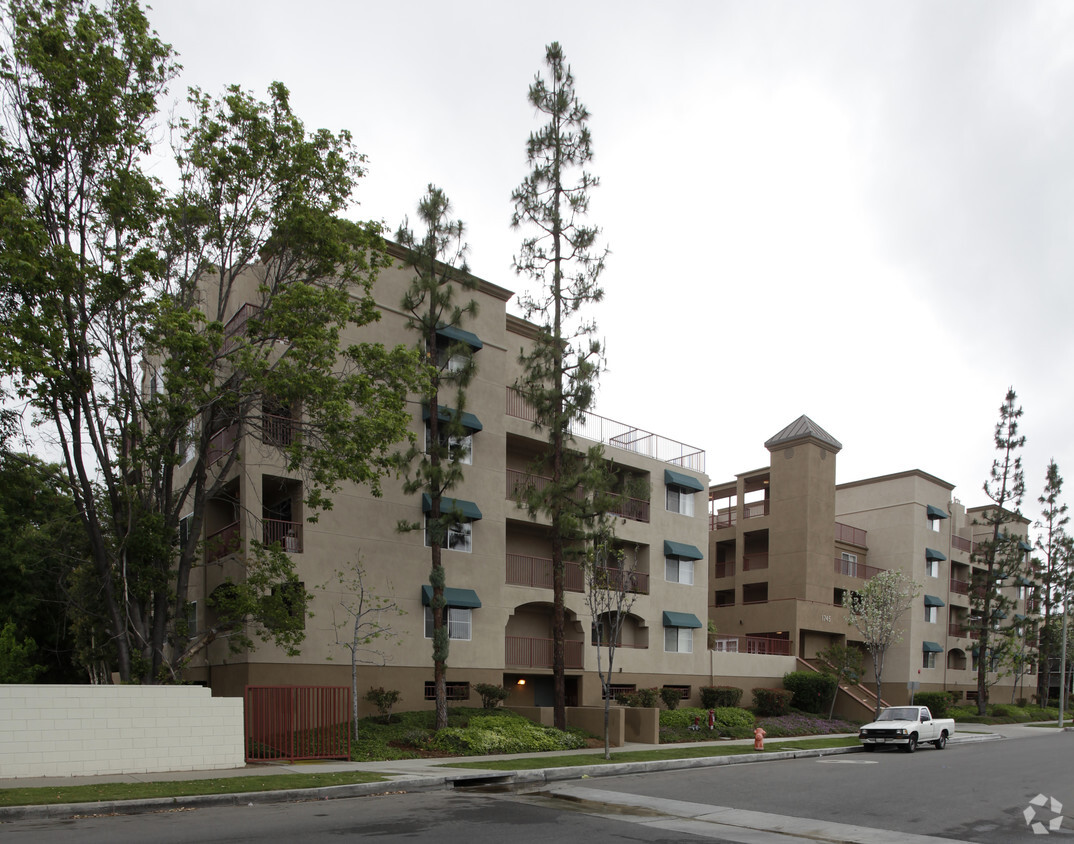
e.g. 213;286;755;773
708;709;716;731
753;726;766;750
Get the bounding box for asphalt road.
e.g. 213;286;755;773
2;731;1071;843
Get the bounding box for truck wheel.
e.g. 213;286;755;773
904;734;917;753
933;732;947;750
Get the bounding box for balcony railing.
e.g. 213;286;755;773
833;558;886;580
505;635;584;669
714;561;735;578
206;521;241;563
222;303;261;353
208;423;239;466
948;623;968;638
506;553;584;593
950;578;969;595
708;501;767;529
262;519;303;553
506;468;649;523
710;635;792;656
262;414;296;447
834;522;867;547
951;535;975;554
593;566;650;595
505;388;705;472
742;554;769;571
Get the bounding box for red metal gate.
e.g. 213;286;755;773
244;685;350;762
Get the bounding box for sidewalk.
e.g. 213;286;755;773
0;728;1009;822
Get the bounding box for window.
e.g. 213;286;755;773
663;685;691;700
181;419;197;465
925;606;938;623
834;588;847;607
922;651;936;669
178;514;192;547
424;681;470;701
605;683;635;700
665;556;694;585
925;558;938;578
424;606;472;640
839;552;858;577
426;426;473;464
425;517;472;553
664;626;693;653
928;516;939;532
1018;585;1027;600
666;485;695;517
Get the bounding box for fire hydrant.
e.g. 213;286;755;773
708;709;716;731
753;726;766;750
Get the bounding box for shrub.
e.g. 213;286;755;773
782;671;837;714
659;706;755;738
700;685;743;709
752;687;793;717
617;687;660;708
364;687;401;723
659;686;683;710
424;714;586;755
473;683;511;709
913;691;949;717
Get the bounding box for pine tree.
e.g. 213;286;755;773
1035;460;1071;706
512;43;611;729
395;186;477;730
971;388;1027;714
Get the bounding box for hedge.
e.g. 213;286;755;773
660;706;755;736
911;691;949;717
782;671;837;714
700;686;743;709
752;687;793;716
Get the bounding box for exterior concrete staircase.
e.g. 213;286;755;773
795;657;889;722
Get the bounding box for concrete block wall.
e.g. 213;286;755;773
0;684;244;779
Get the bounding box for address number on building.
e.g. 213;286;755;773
822;614;832;623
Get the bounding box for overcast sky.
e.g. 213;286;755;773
146;0;1073;522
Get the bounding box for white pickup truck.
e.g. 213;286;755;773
858;706;955;753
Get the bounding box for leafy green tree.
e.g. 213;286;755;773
0;0;418;683
0;620;45;683
511;42;611;730
845;569;920;717
816;642;865;719
970;388;1028;714
1035;461;1071;706
394;186;477;730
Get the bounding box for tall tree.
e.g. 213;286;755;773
845;569;919;717
583;532;637;760
970;388;1027;714
0;0;418;683
1035;460;1071;707
512;42;610;730
394;186;477;730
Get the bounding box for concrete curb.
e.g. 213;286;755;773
0;733;1002;823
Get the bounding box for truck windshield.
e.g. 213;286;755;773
877;708;919;721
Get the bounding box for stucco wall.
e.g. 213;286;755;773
0;685;244;779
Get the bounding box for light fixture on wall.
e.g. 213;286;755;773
517;678;526;686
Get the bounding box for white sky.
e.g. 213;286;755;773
145;0;1074;521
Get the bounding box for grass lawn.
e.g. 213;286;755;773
0;771;388;809
442;736;861;770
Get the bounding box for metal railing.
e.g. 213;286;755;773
208;423;238;466
244;685;349;762
834;522;867;547
710;635;793;656
222;303;261;353
713;561;735;578
950;578;969;595
951;535;975;553
262;519;303;553
710;511;735;530
506;553;584;593
505;388;705;472
833;557;886;580
506;468;649;523
505;636;584;669
948;623;968;637
206;521;241;562
262;413;296;447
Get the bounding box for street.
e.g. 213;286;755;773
2;732;1071;843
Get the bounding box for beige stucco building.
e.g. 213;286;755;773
709;416;1037;707
182;250;741;712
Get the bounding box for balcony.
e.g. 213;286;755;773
714;561;735;578
834;522;867;547
506;553;584;593
592;566;650;595
206;521;241;563
743;553;769;571
833;557;885;580
262;519;303;553
948;623;968;638
506;468;649;523
505;388;705;472
710;635;793;656
505;636;584;669
262;413;296;447
950;578;969;595
951;535;976;554
222;303;261;353
709;500;768;530
208;422;239;466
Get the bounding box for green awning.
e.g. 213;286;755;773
422;405;483;432
926;505;949;520
662;611;703;629
922;641;944;653
1014;613;1028;622
421;494;482;521
925;547;947;562
421;585;481;608
436;324;483;350
1014;575;1035;587
1018;540;1033;553
924;595;946;607
664;469;705;492
663;540;704;561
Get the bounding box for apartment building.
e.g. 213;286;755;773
708;415;1037;706
181;248;714;711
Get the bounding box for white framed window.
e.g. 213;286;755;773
925;559;938;578
665;556;694;585
181;419;197;465
928;517;940;532
1018;585;1027;600
922;651;936;669
925;606;938;623
424;606;472;640
664;626;693;653
425;427;473;465
425;517;472;553
666;486;695;517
